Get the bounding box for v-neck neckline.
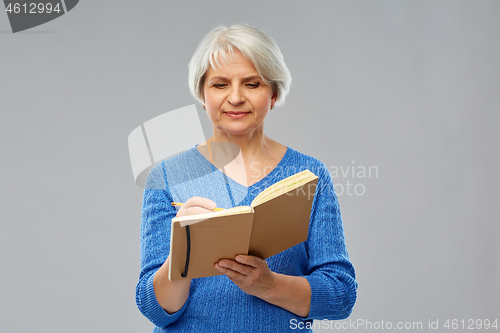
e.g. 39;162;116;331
192;145;292;191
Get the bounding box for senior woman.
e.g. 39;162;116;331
136;24;357;332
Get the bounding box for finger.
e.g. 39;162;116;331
235;255;265;268
180;206;214;216
176;197;218;217
215;263;247;282
214;263;247;280
217;259;253;276
184;196;217;210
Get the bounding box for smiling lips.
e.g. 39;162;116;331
224;111;250;119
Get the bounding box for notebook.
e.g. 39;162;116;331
168;169;319;281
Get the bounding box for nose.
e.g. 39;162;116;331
227;86;245;106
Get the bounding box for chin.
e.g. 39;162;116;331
218;125;254;136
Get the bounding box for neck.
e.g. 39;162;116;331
197;126;286;187
208;126;273;160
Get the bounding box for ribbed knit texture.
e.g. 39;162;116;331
136;147;357;332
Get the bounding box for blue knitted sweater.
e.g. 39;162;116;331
136;146;357;332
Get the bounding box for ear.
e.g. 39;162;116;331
270;93;277;109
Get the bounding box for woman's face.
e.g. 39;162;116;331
203;49;276;138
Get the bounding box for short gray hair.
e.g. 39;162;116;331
188;24;292;106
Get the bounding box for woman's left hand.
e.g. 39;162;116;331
215;255;277;298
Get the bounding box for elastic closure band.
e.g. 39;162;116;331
181;225;191;278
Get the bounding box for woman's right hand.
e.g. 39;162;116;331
175;196;217;217
154;196;216;314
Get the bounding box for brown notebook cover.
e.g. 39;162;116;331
168;171;318;281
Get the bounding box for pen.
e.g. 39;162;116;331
171;202;225;212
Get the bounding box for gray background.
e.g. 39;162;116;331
1;1;498;332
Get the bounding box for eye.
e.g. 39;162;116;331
246;82;260;88
213;83;227;88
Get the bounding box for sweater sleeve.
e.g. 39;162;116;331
301;163;357;320
135;162;190;328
